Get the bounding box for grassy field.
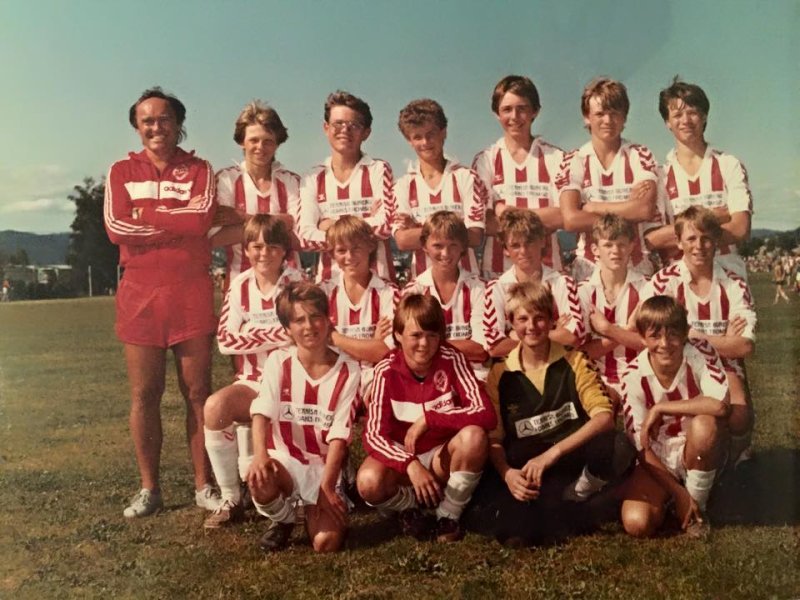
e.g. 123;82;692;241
0;273;797;599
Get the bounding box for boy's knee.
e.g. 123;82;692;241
312;531;344;553
203;392;226;424
621;505;661;538
356;465;389;504
691;413;719;436
248;477;279;505
456;425;489;457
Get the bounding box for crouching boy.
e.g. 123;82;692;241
466;280;632;546
620;295;729;538
247;281;361;553
357;294;497;542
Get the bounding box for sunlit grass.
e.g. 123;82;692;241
0;275;797;599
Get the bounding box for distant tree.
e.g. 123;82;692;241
66;177;119;294
739;236;764;258
8;248;29;265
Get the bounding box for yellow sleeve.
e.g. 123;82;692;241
485;362;505;442
567;350;613;418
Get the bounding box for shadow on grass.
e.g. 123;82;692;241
710;447;800;526
345;511;403;550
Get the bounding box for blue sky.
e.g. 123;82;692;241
0;0;796;233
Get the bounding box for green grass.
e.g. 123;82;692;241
1;274;798;599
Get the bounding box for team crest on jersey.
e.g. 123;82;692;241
172;165;189;181
433;369;448;392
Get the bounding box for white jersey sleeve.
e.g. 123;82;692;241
721;155;753;214
471;149;501;207
297;166;327;249
483;277;508;350
686;340;730;402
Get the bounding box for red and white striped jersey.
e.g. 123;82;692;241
363;344;497;473
483;265;585;352
404;268;488;379
217;266;305;383
555;139;660;272
473;137;564;276
213;161;301;282
104;148;215;276
320;272;400;392
621;340;729;452
321;272;399;347
578;267;649;385
641;260;756;378
659;147;753;277
297;155;396;281
393;160;486;276
250;346;360;465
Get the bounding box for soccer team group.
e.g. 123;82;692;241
103;74;755;552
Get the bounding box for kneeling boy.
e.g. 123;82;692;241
620;295;729;538
467;280;630;545
357;294;497;542
247;281;361;553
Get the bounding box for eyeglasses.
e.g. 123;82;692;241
328;120;365;133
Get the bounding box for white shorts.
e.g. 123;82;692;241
651;436;686;481
416;443;445;471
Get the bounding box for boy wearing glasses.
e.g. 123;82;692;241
297;91;396;282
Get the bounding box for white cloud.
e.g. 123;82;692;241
0;197;74;213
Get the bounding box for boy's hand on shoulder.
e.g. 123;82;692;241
404;416;428;454
503;468;539;502
407;460;442;507
319;218;334;232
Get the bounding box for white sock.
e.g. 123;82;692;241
236;424;254;481
369;486;417;515
205;426;241;503
436;471;482;521
253;495;295;523
569;465;608;500
685;469;716;512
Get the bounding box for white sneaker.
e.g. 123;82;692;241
195;484;223;511
123;488;163;518
562;466;606;502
